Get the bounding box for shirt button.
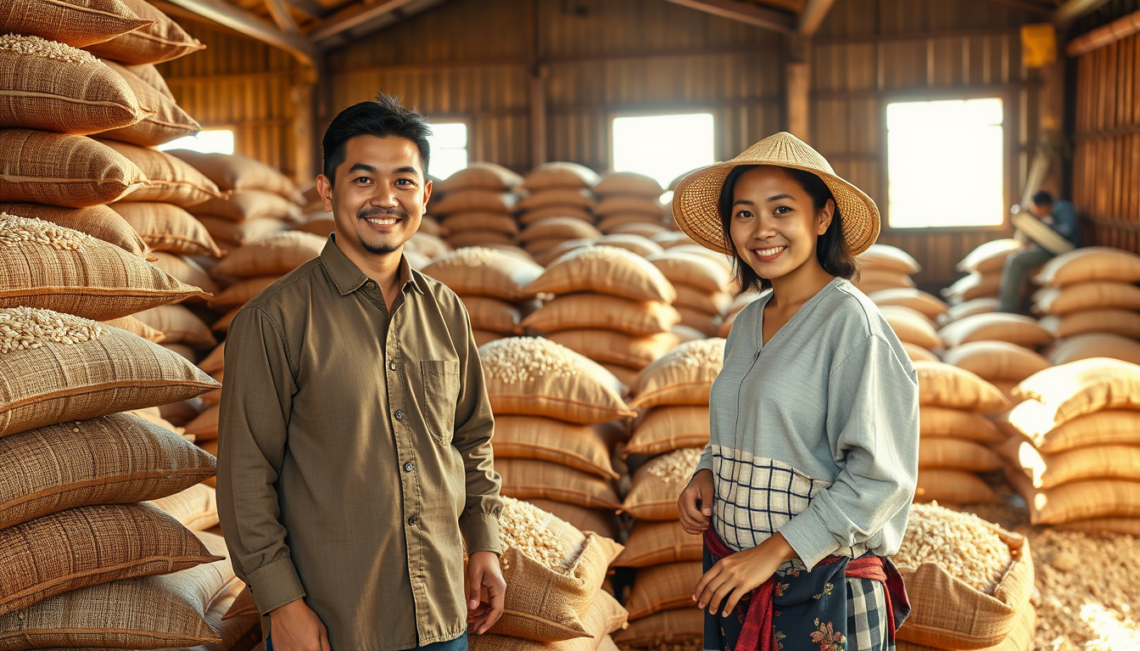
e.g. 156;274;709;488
407;515;417;526
394;410;404;421
366;281;375;289
403;461;414;472
389;362;397;371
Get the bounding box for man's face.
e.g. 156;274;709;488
1030;201;1052;218
316;135;431;258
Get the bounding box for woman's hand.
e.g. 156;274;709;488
678;469;714;535
693;533;799;617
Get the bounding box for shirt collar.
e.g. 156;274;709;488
320;234;427;297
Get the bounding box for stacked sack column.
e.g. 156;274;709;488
647;249;735;340
855;244;922;294
430;162;523;252
610;339;727;647
517;162;602;266
937;311;1056;402
867;288;951;363
593;172;668;240
944;238;1022;310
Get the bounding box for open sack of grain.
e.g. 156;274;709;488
431;162;522;250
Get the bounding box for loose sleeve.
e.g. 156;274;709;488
215;306;305;615
777;334;919;570
450;302;503;555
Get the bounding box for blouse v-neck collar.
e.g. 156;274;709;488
756;277;844;349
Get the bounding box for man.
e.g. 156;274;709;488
217;94;505;651
998;190;1082;313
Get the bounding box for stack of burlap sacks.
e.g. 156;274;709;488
593;172;668;238
868;287;950;363
943;239;1022;308
517;163;601;264
429;162;522;252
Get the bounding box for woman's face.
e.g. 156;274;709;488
728;166;834;283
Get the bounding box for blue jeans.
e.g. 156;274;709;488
267;631;467;651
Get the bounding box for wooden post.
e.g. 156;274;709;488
293;61;321;186
785;35;811;141
1039;42;1066;199
526;0;546;168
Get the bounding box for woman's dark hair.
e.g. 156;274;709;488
718;164;857;292
322;93;432;184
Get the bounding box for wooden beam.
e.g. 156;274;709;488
798;0;836;36
985;0;1055;13
306;0;419;42
1054;0;1111;23
281;0;330;19
160;0;317;65
1066;7;1140;55
263;0;299;35
659;0;795;33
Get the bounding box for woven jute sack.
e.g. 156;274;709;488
103;314;164;342
198;341;225;374
915;362;1010;413
596;233;663;259
647;250;731;294
942;342;1050;383
1032;281;1140;315
526;498;623;541
598;214;666;234
622;447;702;520
898;606;1036;651
0;502;220;615
435;162;522;193
480;337;635;424
918;437;1004;472
212;231;323;279
594;195;663;217
112;201;222;258
0;202;150;258
134;304;217;348
442;211;519;235
0;0;150;48
0;129;146;207
0;412;213;530
149;482;218;532
859;244;921;275
613;520;702;568
1013;357;1140;427
904;342;939;363
190;190;304;223
673;285;730;316
100;60;199;147
613;607;703;646
199;216;289;251
855;269;916;294
127;62;174;100
0;530;231;650
938;298;999;327
150;251;219;297
498;458;621;510
897;531;1034;650
870;288;950;319
1006;468;1140;524
431;188;517;215
939;313;1053;349
943;273;1001;302
492;415;618;479
469;590;626;651
594;171;662;198
521;162;601;192
100;140;224;207
1000;437;1140;489
957;239;1021;274
1046;333;1140;366
460;295;521;334
919;406;1004;445
547;329;679;370
526;236;578;257
183;405;218;442
168;150;301;201
882;306;943;350
678;306;722;337
1055;517;1140;536
1040;309;1140;340
625;561;702;620
208;276;281;308
422;247;543;301
626;406;709;457
1;215;209;319
198;575;260;651
630;338;725;409
914;469;997;504
519;205;595;225
0;35;149;135
997;403;1140;453
520;216;602;243
1034;246;1140;287
84;0;204;65
449;230;516;250
0;307;218;438
527;246;677;303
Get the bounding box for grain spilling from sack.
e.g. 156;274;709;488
0;202;151;258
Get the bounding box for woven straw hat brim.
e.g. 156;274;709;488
671;134;880;257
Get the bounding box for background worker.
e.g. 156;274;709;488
998;190;1083;313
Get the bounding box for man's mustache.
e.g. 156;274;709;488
357;206;408;220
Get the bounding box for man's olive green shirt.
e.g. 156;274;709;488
216;235;502;651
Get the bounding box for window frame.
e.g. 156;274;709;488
607;108;720;186
424;115;473;182
156;124;239;156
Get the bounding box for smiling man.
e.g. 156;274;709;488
216;94;505;651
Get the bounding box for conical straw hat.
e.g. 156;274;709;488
672;132;880;256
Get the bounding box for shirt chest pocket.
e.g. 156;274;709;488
420;360;460;445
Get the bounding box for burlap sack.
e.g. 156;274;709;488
435;162;522;193
455;295;519;334
896;529;1033;650
491;415;617;479
882;306;943;349
468;590;626;651
211;231;323;279
938;298;999;327
498;458;620;509
422;248;543;301
855;269;916;294
1046;333;1140;366
208;276;281;308
84;0;204;65
594;172;662;198
442;212;520;235
0;412;213;530
625;562;702;620
449;231;516;250
0;502;220;615
212;306;241;333
527;499;623;541
596;233;663;259
0;530;231;650
654;231;697;248
168;150;301;201
957;239;1021;274
594;195;663;217
430;188;516;215
161;342;197;362
869;288;950;319
132;404;183;431
134;304;216;348
898;606;1036;651
149;483;218;532
0;0;151;48
0;202;150;259
547;329;679;370
183;404;218;442
525;236;573;256
998;404;1140;454
612;608;703;646
904;342;940;363
294;215;335;238
521;294;678;336
194;575;260;651
1013;357;1140;426
1040;309;1140;340
918;437;1004;472
614;520;702;568
0;215;208;318
677;307;721;337
198;342;225;375
647;251;731;294
859;244;921;274
480;337;635;424
622;448;702;520
521;162;600;191
914;469;998;504
519;205;595;225
631;338;725;409
112;202;222;258
100;140;224;207
127;63;175;100
199;216;290;250
517;189;597;213
0;129;146;207
943;273;1001;302
191;191;304;223
150;251;219;297
1007;466;1140;524
942;342;1050;383
0;307;218;437
915;362;1010;413
939;313;1053;349
100;60;199;147
1034;246;1140;287
1054;517;1140;536
528;246;676;303
920;406;1004;445
0;36;149;135
1001;437;1140;489
626;406;709;457
673;286;730;317
1032;281;1140;315
103;315;164;341
600;216;667;235
520;216;602;243
223;584;257;620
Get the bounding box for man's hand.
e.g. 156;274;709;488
269;598;331;651
678;469;714;535
467;551;506;635
692;532;799;618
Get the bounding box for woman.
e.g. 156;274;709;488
674;132;919;651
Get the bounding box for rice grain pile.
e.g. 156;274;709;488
481;337;579;385
498;497;571;573
893;502;1012;595
644;448;702;486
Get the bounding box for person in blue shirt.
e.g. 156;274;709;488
998;190;1083;313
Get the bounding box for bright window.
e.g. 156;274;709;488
613;113;715;194
886;98;1004;228
157;129;236;155
427;122;468;181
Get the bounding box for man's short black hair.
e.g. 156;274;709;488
322;93;432;184
1032;190;1054;206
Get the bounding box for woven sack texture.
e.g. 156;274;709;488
99;140;223;207
0;530;231;650
442;212;519;235
519;216;601;243
190;190;303;223
527;246;676;303
621;448;702;520
208;276;280;308
498;459;620;510
1001;438;1140;489
0;412;214;530
858;244;922;274
192;574;260;651
938;299;999;327
199;216;289;250
942;342;1050;383
1034;246;1140;287
943;273;1002;302
596;234;663;259
0;129;146;207
430;188;516;215
100;60;199;146
630;338;725;409
672;285;730;316
111;202;222;258
422;248;543;301
612;607;703;646
0;502;220;615
1033;281;1140;315
898;607;1036;651
918;437;1004;472
127;63;175;100
168;150;301;200
1040;309;1140;340
0;0;151;48
134;304;216;348
1013;357;1140;426
519;205;595;225
455;295;519;334
183;404;218;442
149;252;219;297
919;406;1004;445
435;162;522;193
869;288;949;319
521;162;600;191
647;251;731;293
0;215;207;319
594;195;663;217
525;499;622;541
915;362;1010;413
149;482;218;532
914;469;998;504
904;343;940;363
957;239;1022;274
211;231;322;279
1054;517;1140;536
0;202;150;258
677;307;721;337
626;406;710;457
594;172;662;197
84;0;204;65
0;36;148;134
1007;468;1140;524
855;269;916;294
997;406;1140;453
598;214;666;234
614;520;702;568
491;415;617;479
517;189;597;213
881;306;942;349
468;590;626;651
625;562;703;621
103;315;164;342
546;329;679;370
448;231;516;250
